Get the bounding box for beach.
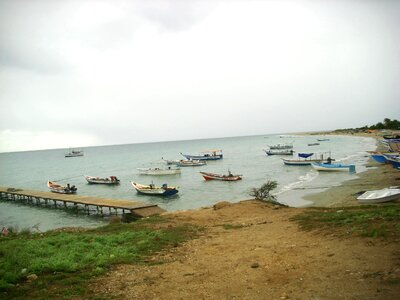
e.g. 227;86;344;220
89;133;400;299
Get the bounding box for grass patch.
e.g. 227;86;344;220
222;224;246;230
0;215;201;299
291;205;400;239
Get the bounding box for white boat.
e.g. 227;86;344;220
47;180;77;194
357;187;400;204
282;152;330;166
264;149;294;156
131;182;179;196
311;162;356;173
137;167;181;175
268;143;293;150
65;148;84;158
85;175;120;184
181;149;223;161
176;160;206;167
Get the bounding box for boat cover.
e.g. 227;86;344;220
298;153;313;158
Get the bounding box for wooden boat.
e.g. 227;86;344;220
65;148;84;158
264;149;294;156
357;187;400;204
311;162;356;173
85;175;120;184
47;180;77;194
282;152;330;166
200;171;242;181
137;167;181;175
268;143;293;150
181;149;223;161
131;182;179;196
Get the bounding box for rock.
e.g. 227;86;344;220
27;274;38;282
213;201;231;210
251;263;260;268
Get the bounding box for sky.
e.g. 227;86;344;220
0;0;399;153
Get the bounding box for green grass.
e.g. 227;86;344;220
0;216;201;299
291;205;400;238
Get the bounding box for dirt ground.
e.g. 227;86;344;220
91;134;400;299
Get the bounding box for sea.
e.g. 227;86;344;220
0;134;376;232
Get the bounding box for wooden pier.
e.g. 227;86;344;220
0;187;166;218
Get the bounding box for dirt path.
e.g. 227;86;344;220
91;201;400;299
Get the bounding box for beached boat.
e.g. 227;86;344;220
65;149;84;158
282;152;330;166
311;162;356;173
368;151;399;164
181;149;223;161
268;143;293;150
85;175;120;184
47;180;77;194
200;171;242;181
357;187;400;204
385;156;400;169
137;167;181;175
264;149;294;156
131;182;179;196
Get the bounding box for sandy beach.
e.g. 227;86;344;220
90;133;400;299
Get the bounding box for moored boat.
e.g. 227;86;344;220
85;175;120;184
131;182;179;196
268;143;293;150
47;180;77;194
357;187;400;204
176;160;206;167
137;167;181;175
311;162;356;173
385;156;400;169
200;171;242;181
65;149;84;158
308;143;320;146
282;152;330;166
181;149;223;161
264;149;294;156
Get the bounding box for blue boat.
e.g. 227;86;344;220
282;152;330;166
386;156;400;170
311;162;356;173
368;151;399;164
181;149;223;161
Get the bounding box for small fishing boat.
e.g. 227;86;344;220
282;152;330;166
368;151;399;164
131;182;179;196
181;149;223;161
65;148;84;158
357;187;400;204
308;143;320;146
85;175;120;184
317;138;330;142
268;143;293;150
264;149;294;156
311;162;356;173
176;160;206;167
137;167;181;175
200;171;242;181
47;180;77;194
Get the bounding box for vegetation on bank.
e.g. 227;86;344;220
292;205;400;238
334;117;400;132
0;216;201;299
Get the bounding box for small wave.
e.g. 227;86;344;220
276;170;319;195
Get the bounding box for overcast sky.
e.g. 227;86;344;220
0;0;399;152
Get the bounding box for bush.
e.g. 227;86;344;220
249;180;279;203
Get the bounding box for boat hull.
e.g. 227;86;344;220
282;159;324;166
181;154;223;161
311;163;356;173
137;168;181;175
131;182;178;196
85;176;120;184
357;188;400;204
200;172;242;181
264;150;294;156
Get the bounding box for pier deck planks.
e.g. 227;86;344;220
0;187;166;216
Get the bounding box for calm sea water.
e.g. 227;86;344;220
0;134;376;231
